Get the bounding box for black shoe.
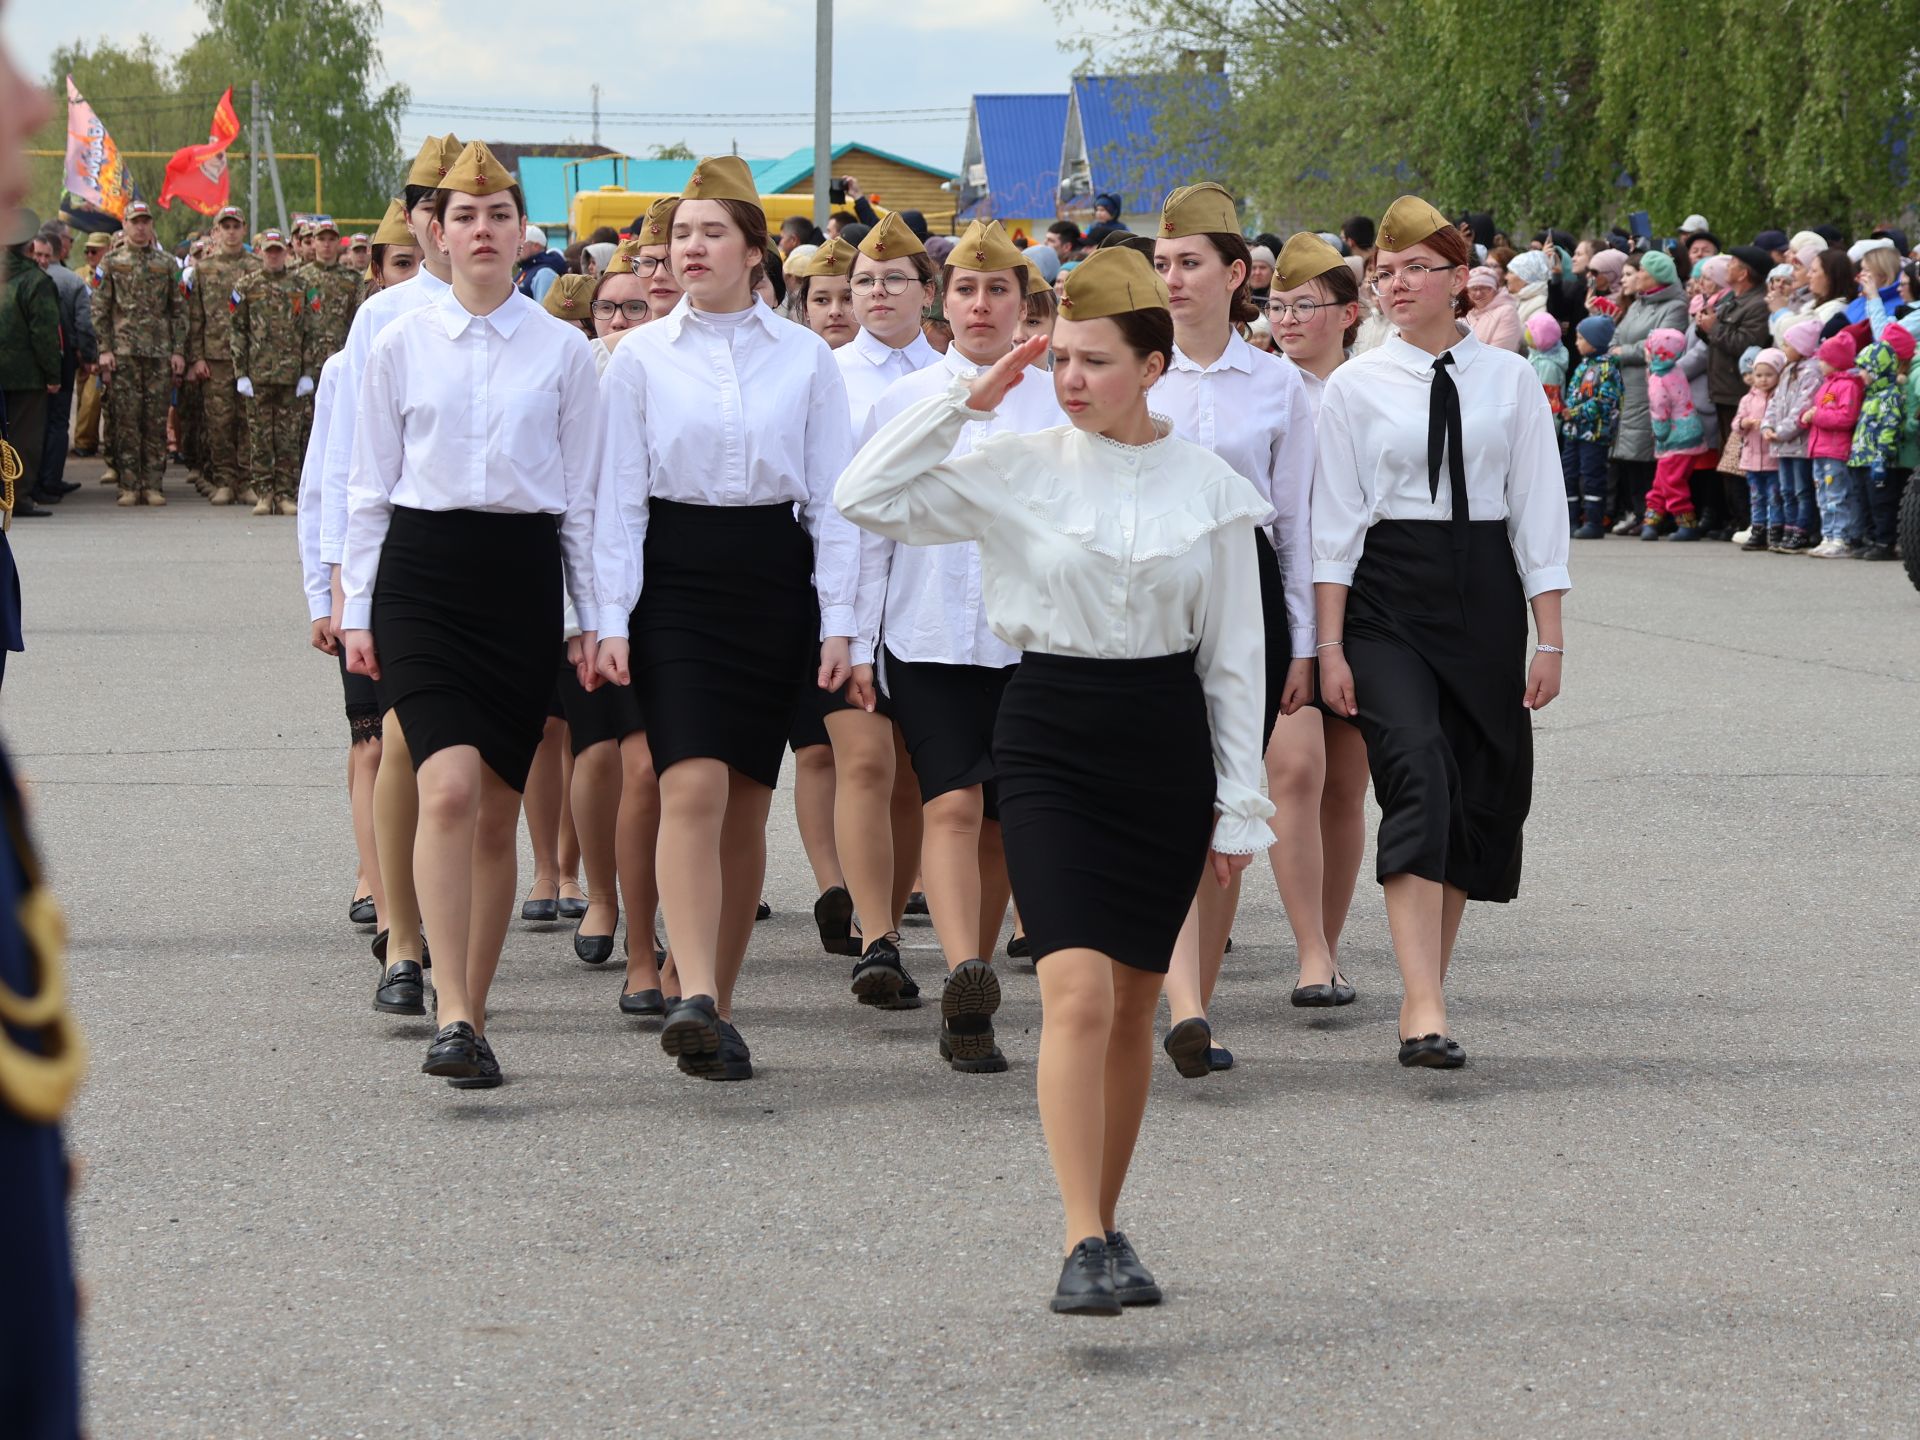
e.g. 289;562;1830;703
1105;1230;1164;1306
1051;1237;1121;1316
1291;969;1357;1007
1398;1032;1466;1069
1207;1046;1234;1072
813;885;858;956
30;488;62;505
1224;935;1233;954
52;479;80;496
939;958;1006;1071
374;959;425;1015
556;886;589;920
880;967;923;1010
660;994;721;1070
755;900;772;921
14;499;50;518
573;912;618;964
349;894;376;926
448;1033;503;1089
1162;1017;1213;1078
521;897;558;922
1858;542;1895;561
619;987;665;1017
371;930;430;969
851;933;910;1005
1005;932;1031;960
695;1019;752;1081
422;1021;482;1078
904;890;929;919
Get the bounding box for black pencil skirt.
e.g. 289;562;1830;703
632;499;814;789
371;506;559;792
885;649;1015;821
556;647;644;757
1255;529;1293;747
788;635;893;753
995;650;1215;975
1345;519;1532;903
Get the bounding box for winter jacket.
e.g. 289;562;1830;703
1847;340;1903;469
1647;353;1707;456
1804;368;1865;461
1608;284;1688;461
1467;289;1523;352
1680;327;1720;451
0;247;61;391
1764;357;1821;459
1900;366;1920;470
1562;352;1622;443
1703;286;1772;407
1844;282;1902;326
1734;387;1775;472
1528;341;1568;414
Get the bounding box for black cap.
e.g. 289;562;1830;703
1728;245;1775;284
1752;229;1788;253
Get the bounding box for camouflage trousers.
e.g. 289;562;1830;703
107;356;171;492
199;362;246;493
178;373;205;477
247;382;302;501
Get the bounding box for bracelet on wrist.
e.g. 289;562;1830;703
1536;643;1564;655
1315;640;1343;651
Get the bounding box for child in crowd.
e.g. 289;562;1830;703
1526;311;1569;416
1846;322;1913;561
1802;332;1865;557
1642;327;1712;540
1561;314;1622;538
1734;347;1783;551
1763;318;1824;552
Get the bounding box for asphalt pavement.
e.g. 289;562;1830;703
11;464;1920;1438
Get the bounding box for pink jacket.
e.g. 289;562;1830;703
1804;370;1865;461
1647;365;1709;454
1468;290;1524;353
1735;387;1775;471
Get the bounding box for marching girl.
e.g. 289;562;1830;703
1312;197;1569;1069
838;246;1273;1315
1261;233;1373;1013
1149;183;1316;1077
855;219;1065;1073
342;142;605;1089
593;157;861;1082
631;197;685;320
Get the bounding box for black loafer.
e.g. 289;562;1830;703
372;930;431;969
422;1021;482;1078
904;890;929;919
619;987;665;1017
448;1033;503;1089
1398;1033;1466;1069
755;900;772;921
1051;1237;1121;1316
850;933;910;1006
813;885;858;956
1291;970;1357;1007
1005;933;1031;960
692;1019;752;1081
1105;1230;1163;1306
574;914;618;964
374;959;425;1015
349;895;376;926
660;994;721;1068
1162;1017;1214;1078
556;888;589;921
1207;1045;1234;1072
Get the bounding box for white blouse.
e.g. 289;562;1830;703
836;379;1277;855
1294;364;1325;421
854;346;1065;671
837;325;940;434
295;351;346;620
1154;333;1317;656
1312;329;1572;599
340;287;603;632
319;267;449;571
592;297;859;643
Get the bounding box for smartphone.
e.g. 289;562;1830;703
829;180;848;205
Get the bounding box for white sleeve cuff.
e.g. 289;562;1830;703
850;639;874;668
1289;625;1316;660
595;607;630;642
340;600;373;631
1310;559;1357;587
1212;785;1279;856
818;604;855;640
307;594;332;622
1521;565;1572;599
320;543;344;566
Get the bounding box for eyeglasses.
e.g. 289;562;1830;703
591;299;651;321
850;272;919;296
626;254;669;277
1369;262;1457;295
1267;297;1329;321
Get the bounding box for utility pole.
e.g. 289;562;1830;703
249;79;260;224
591;84;601;147
260;103;289;233
812;0;832;229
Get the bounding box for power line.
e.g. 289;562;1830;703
403;101;968;123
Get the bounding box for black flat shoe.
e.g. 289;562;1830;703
1398;1033;1466;1069
812;885;858;956
374;960;425;1016
448;1033;503;1089
690;1019;752;1081
1005;933;1031;960
1104;1230;1163;1306
904;890;929;919
1051;1237;1121;1316
1207;1046;1234;1073
349;895;376;926
850;933;910;1006
939;959;1006;1071
619;987;665;1017
1162;1017;1213;1079
660;994;721;1069
574;912;618;964
1291;970;1357;1008
556;884;589;921
755;900;771;922
521;881;559;922
422;1021;482;1078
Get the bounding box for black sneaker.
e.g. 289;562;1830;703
1858;542;1895;561
660;994;721;1071
448;1033;504;1089
850;933;910;1006
422;1021;482;1078
940;959;1006;1072
1105;1230;1164;1305
374;959;425;1016
1051;1237;1121;1316
1162;1017;1213;1078
692;1020;752;1081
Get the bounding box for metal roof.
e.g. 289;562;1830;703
1062;75;1229;218
753;142;954;195
959;93;1069;221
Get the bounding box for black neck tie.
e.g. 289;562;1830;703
1428;351;1471;594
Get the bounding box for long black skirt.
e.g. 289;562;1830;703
1255;529;1293;746
1345;519;1531;902
632;499;814;789
886;649;1015;821
556;647;645;757
995;651;1215;975
371;506;559;791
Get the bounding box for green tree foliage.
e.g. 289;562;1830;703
647;142;697;162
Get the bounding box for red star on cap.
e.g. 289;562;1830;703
691;169;703;189
437;166;447;178
875;240;887;254
974;248;987;263
1162;219;1174;233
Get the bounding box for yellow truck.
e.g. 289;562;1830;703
570;186;824;238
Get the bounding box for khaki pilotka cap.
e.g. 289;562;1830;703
440;141;516;197
1276;232;1347;290
602;236;646;275
1375;195;1450;252
682;155;759;205
792;237;856;278
634;197;676;247
948;218;1026;273
1057;245;1170;320
543;272;595;320
1158;181;1238;238
405;134;464;189
1024;259;1052;297
859;211;925;261
370;200;414;247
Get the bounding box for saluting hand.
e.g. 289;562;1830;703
596;636;632;687
343;629;379;680
966;334;1051;413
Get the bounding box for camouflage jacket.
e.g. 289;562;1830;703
186;249;261;364
94;244;184;359
230;267;313;385
298;261;363;359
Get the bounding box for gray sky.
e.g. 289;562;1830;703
12;2;1135;175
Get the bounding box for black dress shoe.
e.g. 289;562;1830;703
1104;1230;1163;1305
850;933;910;1005
574;912;618;964
940;959;1006;1072
755;900;772;921
1291;969;1357;1008
422;1021;482;1078
1051;1237;1121;1316
30;488;61;505
53;478;80;495
1207;1046;1234;1072
14;499;50;518
1162;1017;1213;1078
556;886;589;921
698;1020;752;1081
448;1033;504;1089
904;890;929;919
1398;1033;1466;1069
1005;933;1031;960
813;884;858;956
349;894;376;926
374;960;425;1015
660;994;721;1068
619;987;665;1017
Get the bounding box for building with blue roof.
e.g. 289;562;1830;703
957;93;1069;240
1058;75;1229;227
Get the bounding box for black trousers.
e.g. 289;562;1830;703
38;359;75;495
2;390;47;500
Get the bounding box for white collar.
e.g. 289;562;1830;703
1380;324;1484;378
1170;330;1255;377
433;285;530;339
852;325;934;370
943;341;1007;379
416;267;450;295
655;294;784;344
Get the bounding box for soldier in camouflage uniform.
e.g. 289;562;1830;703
185;205;261;505
297;216;362;455
231;229;313;516
73;231;109;460
94;201;184;505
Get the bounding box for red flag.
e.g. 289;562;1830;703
159;88;241;215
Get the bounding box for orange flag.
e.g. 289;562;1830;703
160;88;241;216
